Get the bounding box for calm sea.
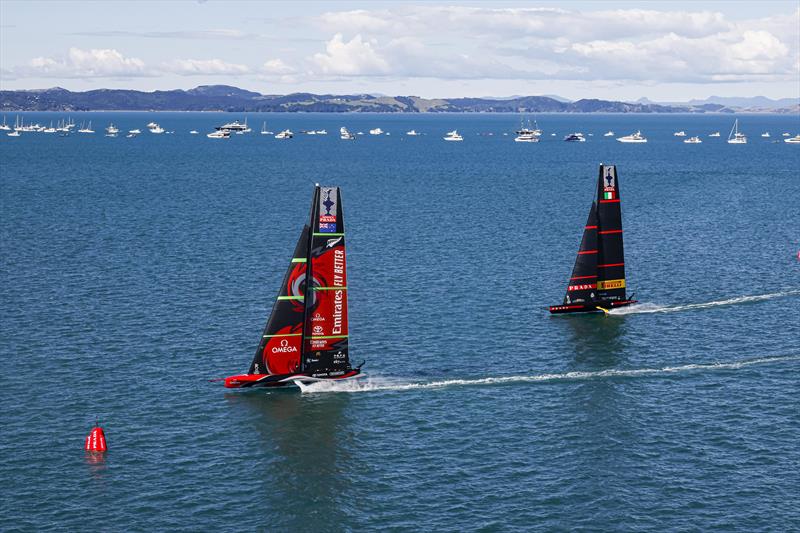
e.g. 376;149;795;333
2;112;799;531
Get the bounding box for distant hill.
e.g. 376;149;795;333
0;85;794;113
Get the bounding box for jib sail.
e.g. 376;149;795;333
563;164;627;304
302;186;351;377
248;226;310;375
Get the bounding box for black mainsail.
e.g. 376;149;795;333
224;185;360;388
549;164;636;314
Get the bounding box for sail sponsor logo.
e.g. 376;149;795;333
597;279;625;290
320;215;336;223
319;188;338;232
332;248;346;335
603;167;616;189
312;312;325;322
326;236;343;248
271;338;299;354
568;283;597;292
313;325;324;335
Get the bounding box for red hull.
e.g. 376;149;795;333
549;300;637;314
223;368;361;388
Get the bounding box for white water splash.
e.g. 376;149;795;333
608;289;800;315
298;355;800;394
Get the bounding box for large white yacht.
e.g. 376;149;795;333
274;129;293;139
106;123;119;135
207;130;230;139
340;127;356;140
784;134;800;144
726;120;746;144
369;127;384;135
617;131;647;143
683;136;702;144
443;130;463;141
148;123;165;134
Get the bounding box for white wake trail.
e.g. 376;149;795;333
298;355;800;394
608;289;800;315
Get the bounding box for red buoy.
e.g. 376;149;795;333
85;425;107;452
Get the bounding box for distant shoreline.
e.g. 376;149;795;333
2;85;797;114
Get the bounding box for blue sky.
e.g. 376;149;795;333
1;1;798;100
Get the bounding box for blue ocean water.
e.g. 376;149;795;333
1;112;799;531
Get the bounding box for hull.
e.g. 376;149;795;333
224;368;361;388
549;300;637;314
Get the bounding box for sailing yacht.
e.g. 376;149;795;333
727;119;746;144
260;122;273;135
78;121;95;134
274;129;293;139
443;130;463;141
220;185;363;389
43;122;57;134
549;164;637;314
616;131;647;143
683;136;702;144
0;116;10;131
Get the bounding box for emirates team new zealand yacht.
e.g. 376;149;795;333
549;164;637;314
222;185;362;388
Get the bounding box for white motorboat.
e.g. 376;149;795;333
784;134;800;144
443;130;463;141
709;132;721;137
316;130;327;135
673;131;686;137
617;131;647;143
563;132;586;142
727;119;746;144
207;130;230;139
761;132;770;138
683;136;702;144
106;123;119;135
406;130;420;136
129;129;142;134
146;121;158;128
515;131;539;142
603;131;614;137
7;130;21;137
369;128;383;135
274;129;293;139
340;127;356;140
189;130;198;135
782;132;790;137
149;123;165;134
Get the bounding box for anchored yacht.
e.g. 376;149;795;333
727;120;746;144
274;129;293;139
443;130;463;141
617;131;647;143
564;132;586;142
684;136;702;144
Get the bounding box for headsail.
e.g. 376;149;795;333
302;186;351;377
562;164;627;305
248;225;310;375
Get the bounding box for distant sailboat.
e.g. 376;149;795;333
221;185;362;388
727;119;746;144
549;164;637;314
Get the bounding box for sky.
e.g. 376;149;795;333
1;0;798;101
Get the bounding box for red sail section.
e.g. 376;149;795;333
248;227;309;376
302;187;351;377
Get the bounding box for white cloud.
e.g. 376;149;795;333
162;58;250;76
312;33;390;76
262;58;295;75
22;47;150;78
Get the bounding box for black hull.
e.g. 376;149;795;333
549;300;637;314
226;368;361;388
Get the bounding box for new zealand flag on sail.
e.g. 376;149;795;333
318;188;338;233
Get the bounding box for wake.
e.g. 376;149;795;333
608;289;800;315
297;355;800;394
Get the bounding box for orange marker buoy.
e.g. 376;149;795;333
85;424;107;452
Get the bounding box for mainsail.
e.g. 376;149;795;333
302;186;350;377
560;164;629;308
